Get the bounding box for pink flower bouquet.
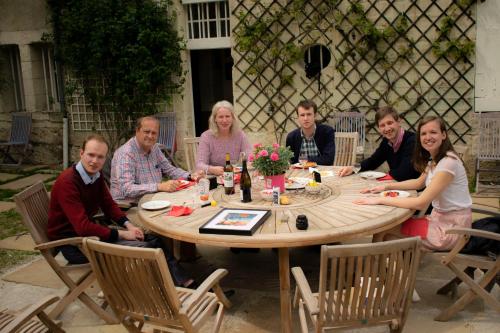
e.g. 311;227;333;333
249;143;293;176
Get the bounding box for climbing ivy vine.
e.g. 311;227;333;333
46;0;184;149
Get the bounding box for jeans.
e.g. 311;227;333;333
58;234;191;286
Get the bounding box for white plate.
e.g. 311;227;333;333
318;170;335;178
359;171;386;179
292;162;317;169
141;200;171;210
286;177;310;190
379;190;410;198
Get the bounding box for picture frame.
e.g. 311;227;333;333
199;208;271;236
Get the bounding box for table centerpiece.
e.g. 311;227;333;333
249;143;293;193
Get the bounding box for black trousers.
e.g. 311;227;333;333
58;234;191;286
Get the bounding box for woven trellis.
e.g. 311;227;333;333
231;0;476;144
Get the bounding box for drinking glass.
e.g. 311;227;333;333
353;162;361;174
299;152;308;166
197;178;210;202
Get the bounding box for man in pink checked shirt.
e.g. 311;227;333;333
110;116;204;202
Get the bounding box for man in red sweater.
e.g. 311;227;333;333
47;134;194;287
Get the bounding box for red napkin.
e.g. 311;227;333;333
377;174;394;181
401;217;428;238
176;180;195;191
167;206;193;217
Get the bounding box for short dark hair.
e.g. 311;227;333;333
135;116;159;131
375;106;399;125
296;100;317;114
82;134;109;151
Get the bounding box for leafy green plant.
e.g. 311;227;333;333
46;0;184;149
432;3;476;62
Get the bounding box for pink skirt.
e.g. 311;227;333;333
401;208;472;251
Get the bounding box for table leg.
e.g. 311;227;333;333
278;248;292;333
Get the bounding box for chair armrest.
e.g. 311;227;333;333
471;204;500;216
446;227;500;242
1;296;60;332
34;236;99;251
291;267;319;315
180;268;229;314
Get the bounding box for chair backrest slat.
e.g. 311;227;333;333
318;238;421;328
477;112;500;160
156;113;176;150
328;112;365;152
184;137;200;172
13;181;50;246
334;132;358;166
9;112;32;144
83;239;181;326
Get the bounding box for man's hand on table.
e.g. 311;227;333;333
158;180;181;192
338;166;354;177
190;170;205;182
208;166;224;176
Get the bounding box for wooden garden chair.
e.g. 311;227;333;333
183;137;200;173
0;296;64;333
13;181;117;324
82;238;232;333
156;112;178;166
474;111;500;193
328;111;365;155
333;132;358;166
434;205;500;321
292;237;421;333
0;112;32;166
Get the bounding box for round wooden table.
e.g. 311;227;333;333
139;167;414;333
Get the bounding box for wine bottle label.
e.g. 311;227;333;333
223;172;234;187
240;189;244;201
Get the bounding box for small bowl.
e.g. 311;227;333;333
305;183;321;194
260;189;274;201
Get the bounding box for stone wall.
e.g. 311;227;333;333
0;0;63;165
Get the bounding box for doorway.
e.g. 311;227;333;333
190;48;233;136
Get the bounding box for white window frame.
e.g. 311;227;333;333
3;45;26;111
39;44;60;112
184;0;231;49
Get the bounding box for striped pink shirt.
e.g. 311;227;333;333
196;130;252;173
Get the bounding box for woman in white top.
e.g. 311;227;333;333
354;116;472;251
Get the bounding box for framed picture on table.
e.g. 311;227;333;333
199;208;271;236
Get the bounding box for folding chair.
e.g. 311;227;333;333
333;132;358;166
0;296;64;333
292;237;421;333
0;112;32;166
156;112;177;166
13;181;117;324
183;137;200;172
328;111;365;155
83;238;231;333
475;112;500;193
434;206;500;321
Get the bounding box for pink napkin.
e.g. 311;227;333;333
377;174;394;181
175;180;195;191
167;206;193;217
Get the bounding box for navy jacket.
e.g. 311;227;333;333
285;123;335;165
361;130;420;181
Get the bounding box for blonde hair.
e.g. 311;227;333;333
208;100;240;137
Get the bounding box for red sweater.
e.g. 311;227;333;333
47;166;127;242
